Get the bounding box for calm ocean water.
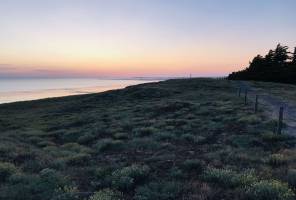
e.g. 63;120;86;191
0;78;159;104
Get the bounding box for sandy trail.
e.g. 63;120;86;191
238;81;296;135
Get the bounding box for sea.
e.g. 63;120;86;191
0;78;161;104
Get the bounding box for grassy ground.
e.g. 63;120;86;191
251;81;296;102
0;78;296;200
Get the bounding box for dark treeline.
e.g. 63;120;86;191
228;44;296;83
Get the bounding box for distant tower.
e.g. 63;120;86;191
189;73;192;79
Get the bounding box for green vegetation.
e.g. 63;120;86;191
111;165;150;191
0;162;17;182
287;169;296;189
134;181;183;200
182;159;204;173
268;154;288;167
89;189;122;200
246;180;294;200
202;168;257;188
0;78;296;199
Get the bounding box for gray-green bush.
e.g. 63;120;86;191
111;164;150;191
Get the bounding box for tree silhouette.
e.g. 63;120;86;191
273;43;289;64
249;55;265;68
228;43;296;83
265;50;274;64
292;47;296;64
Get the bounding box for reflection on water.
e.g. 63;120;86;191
0;78;158;104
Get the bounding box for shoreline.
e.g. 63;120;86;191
0;79;160;105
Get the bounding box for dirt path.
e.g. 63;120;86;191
238;81;296;135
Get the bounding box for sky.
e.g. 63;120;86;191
0;0;296;78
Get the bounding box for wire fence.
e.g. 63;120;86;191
236;86;288;135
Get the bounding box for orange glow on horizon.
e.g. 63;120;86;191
0;41;252;77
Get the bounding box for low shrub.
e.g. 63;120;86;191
113;132;129;140
37;141;56;148
202;168;239;188
54;185;80;200
134;181;183;200
180;134;205;144
91;167;113;188
182;159;203;173
59;130;83;143
77;133;96;144
158;101;192;114
39;168;69;188
169;167;183;179
89;189;122;200
180;134;195;142
268;154;288;167
238;115;261;124
238;171;259;188
202;168;257;188
231;135;254;148
0;142;17;160
165;119;188;126
61;143;92;153
94;139;125;152
111;164;150;191
154;132;177;141
0;162;17;182
129;138;161;151
1;174;41;200
287;169;296;189
64;153;91;166
261;132;292;143
28;136;43;144
1;169;72;200
13;150;37;164
133;127;157;137
246;180;294;200
22;159;45;173
50;159;67;170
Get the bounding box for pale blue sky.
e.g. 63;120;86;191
0;0;295;77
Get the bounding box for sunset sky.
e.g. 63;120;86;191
0;0;296;78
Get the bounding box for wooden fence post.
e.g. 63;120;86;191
254;95;258;113
244;90;248;105
277;107;284;135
